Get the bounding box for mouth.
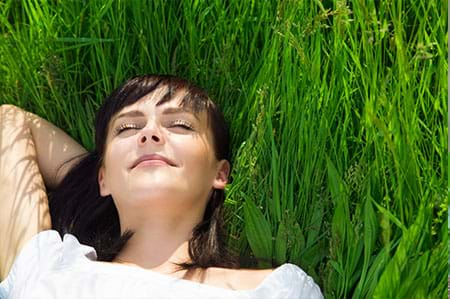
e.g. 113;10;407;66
131;154;177;169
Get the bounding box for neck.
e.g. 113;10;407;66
113;211;203;274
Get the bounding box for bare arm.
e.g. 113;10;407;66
0;104;87;279
23;105;88;189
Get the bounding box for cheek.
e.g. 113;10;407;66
173;137;216;170
103;140;130;173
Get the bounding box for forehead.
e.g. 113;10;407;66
110;86;206;124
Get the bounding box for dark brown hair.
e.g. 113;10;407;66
49;74;238;270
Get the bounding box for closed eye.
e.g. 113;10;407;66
115;123;142;135
169;119;194;130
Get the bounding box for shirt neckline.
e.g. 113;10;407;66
63;232;288;293
84;258;288;293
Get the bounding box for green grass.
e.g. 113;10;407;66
0;0;446;297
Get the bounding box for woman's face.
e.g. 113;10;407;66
97;87;229;219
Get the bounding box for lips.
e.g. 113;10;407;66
131;154;177;169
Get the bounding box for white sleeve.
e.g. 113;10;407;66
0;230;63;298
251;263;323;299
283;264;323;299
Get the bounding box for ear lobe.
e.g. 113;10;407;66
213;160;230;190
98;166;111;197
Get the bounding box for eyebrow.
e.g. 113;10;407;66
112;106;199;126
112;110;146;125
161;107;199;120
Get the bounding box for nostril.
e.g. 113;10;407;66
151;135;160;142
140;136;147;143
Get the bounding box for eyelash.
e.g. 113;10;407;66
115;123;142;135
170;120;194;130
114;120;194;135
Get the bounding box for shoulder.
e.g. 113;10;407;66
219;266;275;290
0;230;62;296
10;229;95;261
265;263;323;298
197;266;270;291
1;230;96;284
7;230;62;267
221;264;323;298
1;230;97;297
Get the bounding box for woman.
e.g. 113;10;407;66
0;75;323;298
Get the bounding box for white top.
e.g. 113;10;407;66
0;230;323;299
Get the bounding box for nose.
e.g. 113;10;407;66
138;124;164;146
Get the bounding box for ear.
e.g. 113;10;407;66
98;165;111;197
213;160;230;190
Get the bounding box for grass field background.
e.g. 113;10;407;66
0;0;447;298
